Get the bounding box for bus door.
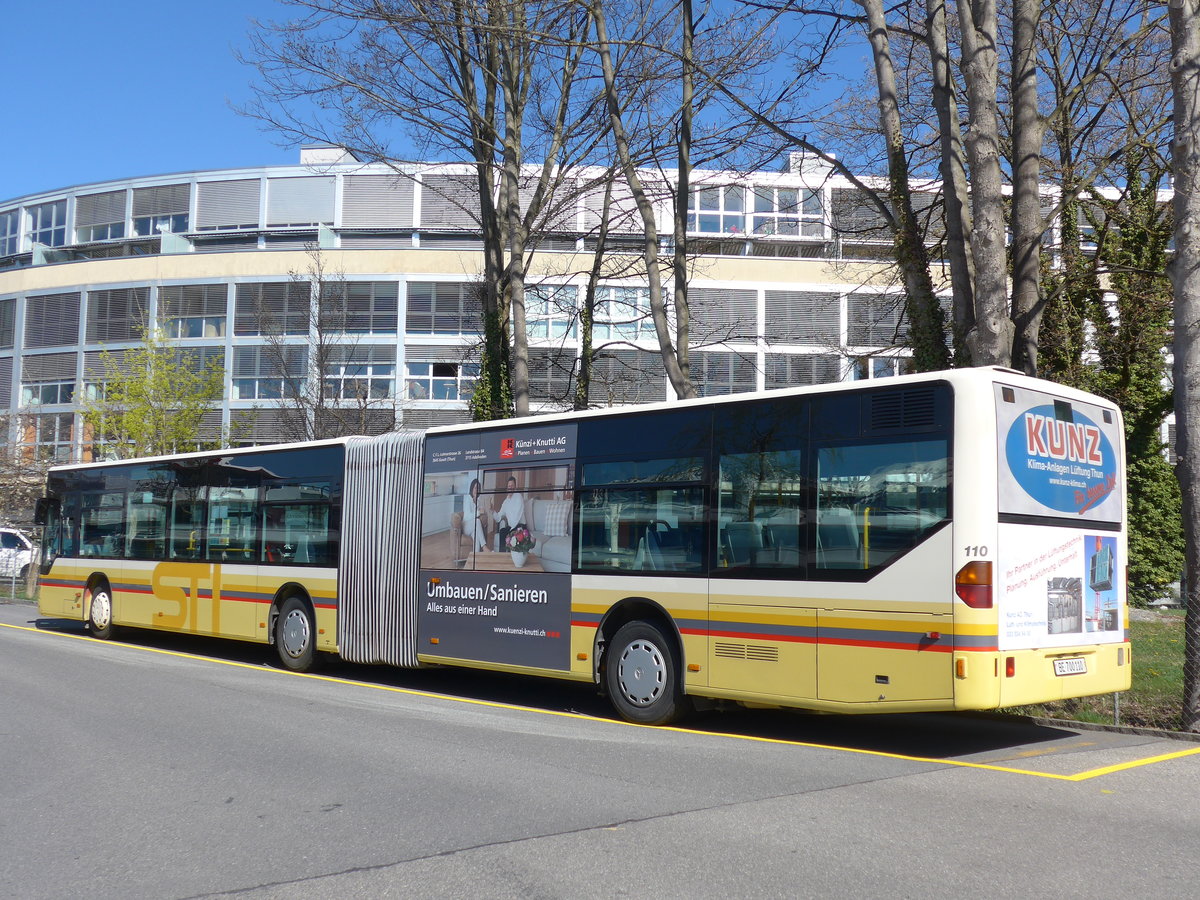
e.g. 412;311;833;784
812;425;954;704
709;440;817;701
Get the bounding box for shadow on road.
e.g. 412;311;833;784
32;615;1086;761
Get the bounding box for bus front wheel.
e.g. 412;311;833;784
604;620;690;726
275;596;317;672
87;584;115;640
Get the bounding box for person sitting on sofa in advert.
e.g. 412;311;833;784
484;466;573;573
495;476;526;552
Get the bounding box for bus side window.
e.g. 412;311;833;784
127;491;168;560
169;486;205;559
207;487;258;560
261;482;334;565
815;439;949;572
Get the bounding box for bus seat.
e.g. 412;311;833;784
634;526;667;571
722;521;762;566
817;506;859;567
765;523;800;550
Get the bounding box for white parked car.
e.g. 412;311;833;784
0;528;33;580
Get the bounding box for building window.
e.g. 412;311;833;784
688;185;747;235
75;190;127;243
30;200;67;247
233;346;307;400
86;288;149;343
134;183;191;235
594;286;653;342
160;284;228;339
751;187;823;238
527;285;577;340
405;282;483;335
324;362;396;400
167;315;226;339
324;349;396;401
0;210;20;256
0;299;14;349
851;356;909;380
135;213;189;236
404;361;478;400
235;282;311;336
847;292;907;346
24;412;74;462
693;352;757;397
764;353;840;388
21;380;75;406
321;281;399;334
77;221;125;242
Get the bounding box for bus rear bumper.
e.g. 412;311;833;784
954;642;1131;709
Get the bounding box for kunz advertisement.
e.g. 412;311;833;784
994;383;1122;524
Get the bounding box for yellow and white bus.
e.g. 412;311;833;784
36;366;1130;724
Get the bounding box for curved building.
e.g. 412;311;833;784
0;146;916;462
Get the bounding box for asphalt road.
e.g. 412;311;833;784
2;599;1199;899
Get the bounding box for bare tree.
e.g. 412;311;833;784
590;0;697;399
0;416;53;527
252;247;397;442
245;0;603;420
1170;0;1200;731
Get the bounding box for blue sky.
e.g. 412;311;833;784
2;1;301;202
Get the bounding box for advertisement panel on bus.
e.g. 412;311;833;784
418;423;579;671
993;383;1124;651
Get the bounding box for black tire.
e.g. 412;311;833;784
604;620;691;725
87;583;116;640
275;595;317;672
18;564;28;582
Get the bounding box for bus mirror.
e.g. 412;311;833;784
34;498;58;526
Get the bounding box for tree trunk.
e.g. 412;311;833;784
859;0;949;372
1009;0;1046;376
673;0;695;389
591;0;697;400
926;0;975;363
1170;0;1200;731
576;177;615;410
958;0;1015;366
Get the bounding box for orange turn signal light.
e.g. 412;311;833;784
955;561;993;609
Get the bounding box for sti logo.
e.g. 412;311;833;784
500;438;516;459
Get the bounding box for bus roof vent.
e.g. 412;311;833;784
868;387;938;433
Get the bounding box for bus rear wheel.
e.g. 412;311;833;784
605;620;690;726
275;596;317;672
87;584;115;640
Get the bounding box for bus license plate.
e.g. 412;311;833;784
1053;657;1087;676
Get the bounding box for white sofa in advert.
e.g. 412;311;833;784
528;497;572;572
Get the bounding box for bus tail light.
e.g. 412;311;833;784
1006;656;1015;678
955;561;993;608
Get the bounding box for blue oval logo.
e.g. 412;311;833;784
1005;405;1118;515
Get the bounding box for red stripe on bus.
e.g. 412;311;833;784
702;627;814;643
818;637;955;653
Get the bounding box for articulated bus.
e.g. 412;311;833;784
36;367;1130;724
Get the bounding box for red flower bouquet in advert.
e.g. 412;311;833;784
506;525;534;553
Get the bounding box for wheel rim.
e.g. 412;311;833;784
616;638;666;707
90;590;111;630
280;608;311;659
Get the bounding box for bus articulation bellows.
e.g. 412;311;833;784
36;367;1130;724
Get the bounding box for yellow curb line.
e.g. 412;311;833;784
7;620;1199;782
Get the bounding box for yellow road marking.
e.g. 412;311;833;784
6;620;1199;782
